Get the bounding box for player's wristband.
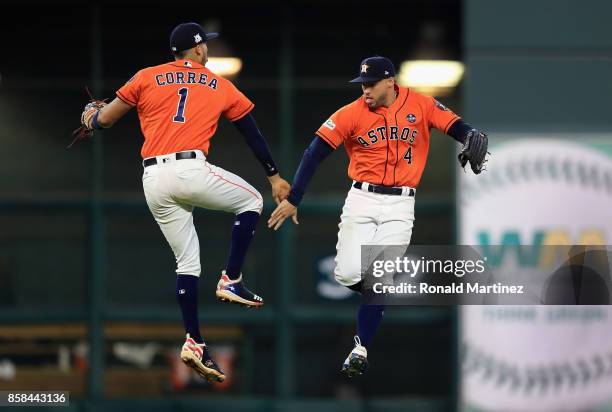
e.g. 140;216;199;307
286;192;300;207
447;118;473;143
91;111;103;130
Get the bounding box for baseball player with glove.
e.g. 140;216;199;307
268;56;488;377
78;22;291;382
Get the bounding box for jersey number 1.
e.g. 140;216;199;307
173;87;189;123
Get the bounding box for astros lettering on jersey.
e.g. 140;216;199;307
117;59;254;158
316;85;459;188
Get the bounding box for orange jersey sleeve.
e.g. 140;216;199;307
426;96;460;133
222;80;254;121
116;71;142;107
315;104;355;149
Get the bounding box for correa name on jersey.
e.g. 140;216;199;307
154;71;218;90
356;126;418;148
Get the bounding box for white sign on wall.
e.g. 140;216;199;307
459;135;612;412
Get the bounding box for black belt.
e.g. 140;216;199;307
143;151;197;167
353;181;415;196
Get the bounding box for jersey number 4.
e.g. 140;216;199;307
173;87;189;123
403;147;413;164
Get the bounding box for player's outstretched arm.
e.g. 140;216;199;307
232;113;279;176
233;113;291;203
267;136;334;230
96;98;133;128
70;96;133;149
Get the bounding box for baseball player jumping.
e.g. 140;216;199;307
268;56;488;377
78;22;291;382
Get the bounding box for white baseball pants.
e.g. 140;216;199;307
142;150;263;277
334;183;415;286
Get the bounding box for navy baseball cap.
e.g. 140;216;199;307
170;22;219;53
349;56;396;83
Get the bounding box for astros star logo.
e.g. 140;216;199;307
194;33;203;43
361;64;369;74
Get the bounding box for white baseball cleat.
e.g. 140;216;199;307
341;336;368;377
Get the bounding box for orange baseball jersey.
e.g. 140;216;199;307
315;85;459;188
116;59;254;159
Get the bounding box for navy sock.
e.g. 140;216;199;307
356;304;385;348
176;274;203;343
225;211;260;280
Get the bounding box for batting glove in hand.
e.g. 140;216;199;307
458;129;489;174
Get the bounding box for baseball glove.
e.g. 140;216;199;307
458;129;489;174
68;88;107;149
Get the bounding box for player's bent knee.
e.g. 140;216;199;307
238;194;263;215
176;260;201;277
253;194;264;214
334;255;362;285
334;267;361;287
